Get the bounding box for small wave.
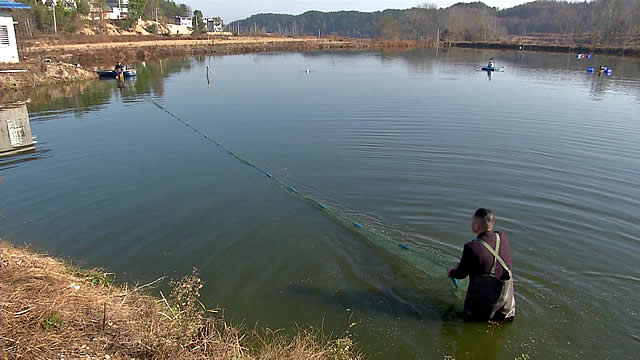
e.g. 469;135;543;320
582;271;640;283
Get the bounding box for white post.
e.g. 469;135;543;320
52;4;57;34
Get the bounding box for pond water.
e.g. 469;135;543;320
1;48;639;359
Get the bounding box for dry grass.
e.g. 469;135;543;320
0;242;361;360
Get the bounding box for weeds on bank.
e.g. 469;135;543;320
64;263;114;287
1;243;361;359
41;312;64;331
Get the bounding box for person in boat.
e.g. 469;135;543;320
487;58;495;69
448;208;516;321
114;61;124;73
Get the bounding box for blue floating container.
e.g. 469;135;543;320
398;244;409;250
353;222;362;229
586;54;591;59
587;67;594;73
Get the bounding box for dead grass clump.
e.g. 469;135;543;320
0;242;362;359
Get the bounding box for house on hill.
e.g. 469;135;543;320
0;0;31;63
175;16;192;27
104;0;128;20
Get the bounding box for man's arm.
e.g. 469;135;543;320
448;244;474;279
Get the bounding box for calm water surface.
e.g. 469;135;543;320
1;49;639;359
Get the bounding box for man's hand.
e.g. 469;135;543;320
447;268;456;278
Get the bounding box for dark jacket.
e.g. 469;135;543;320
451;230;516;320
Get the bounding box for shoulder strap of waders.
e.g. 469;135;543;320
478;232;511;277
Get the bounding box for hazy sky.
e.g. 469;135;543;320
189;1;533;22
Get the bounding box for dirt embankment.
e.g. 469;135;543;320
0;242;361;360
17;36;373;68
1;61;98;94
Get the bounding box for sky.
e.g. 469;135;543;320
188;1;535;22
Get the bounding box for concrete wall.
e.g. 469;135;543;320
0;104;34;156
0;11;19;63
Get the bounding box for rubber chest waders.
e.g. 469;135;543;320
464;232;516;320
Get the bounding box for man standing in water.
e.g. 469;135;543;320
448;208;516;320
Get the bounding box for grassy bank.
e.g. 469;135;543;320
0;242;361;359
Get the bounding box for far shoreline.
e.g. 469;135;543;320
2;35;638;96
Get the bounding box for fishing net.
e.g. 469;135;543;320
151;100;467;297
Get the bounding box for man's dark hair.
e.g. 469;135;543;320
474;208;495;229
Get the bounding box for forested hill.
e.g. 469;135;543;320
227;0;640;45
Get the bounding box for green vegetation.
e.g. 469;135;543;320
145;0;191;20
229;0;640;46
26;1;85;33
192;9;205;33
41;312;64;331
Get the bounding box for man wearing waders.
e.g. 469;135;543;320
448;208;516;320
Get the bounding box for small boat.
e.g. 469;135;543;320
587;66;613;75
481;66;500;71
96;69;136;78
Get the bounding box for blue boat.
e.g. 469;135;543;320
482;66;498;71
96;69;136;78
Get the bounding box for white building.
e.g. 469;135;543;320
0;1;30;64
205;17;224;33
175;16;192;27
104;0;128;20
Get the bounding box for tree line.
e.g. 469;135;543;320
227;1;640;46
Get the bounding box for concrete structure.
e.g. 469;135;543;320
175;16;192;27
0;1;30;63
205;17;224;33
0;104;35;157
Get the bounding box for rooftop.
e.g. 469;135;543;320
0;0;31;9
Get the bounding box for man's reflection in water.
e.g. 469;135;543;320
118;78;125;95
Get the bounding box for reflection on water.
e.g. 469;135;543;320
18;57;195;118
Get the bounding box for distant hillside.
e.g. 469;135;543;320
228;0;640;46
